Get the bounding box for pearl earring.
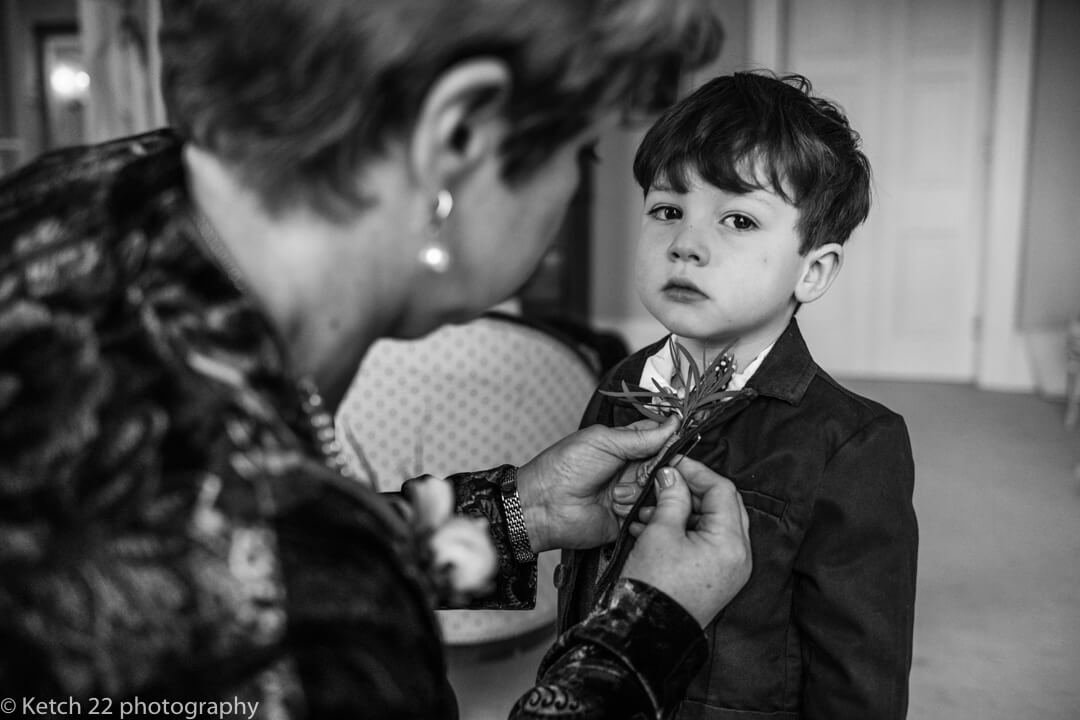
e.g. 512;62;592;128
418;189;453;273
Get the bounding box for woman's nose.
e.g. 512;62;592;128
667;228;709;265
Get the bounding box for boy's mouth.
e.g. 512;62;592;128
661;278;707;302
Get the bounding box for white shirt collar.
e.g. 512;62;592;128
729;341;774;391
638;337;775;394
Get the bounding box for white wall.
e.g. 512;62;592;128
1020;0;1080;331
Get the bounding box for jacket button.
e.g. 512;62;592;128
553;563;568;588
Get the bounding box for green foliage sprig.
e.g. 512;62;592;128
600;336;743;439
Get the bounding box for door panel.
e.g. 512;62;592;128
777;0;994;380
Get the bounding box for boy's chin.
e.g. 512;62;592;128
648;307;719;340
659;321;731;348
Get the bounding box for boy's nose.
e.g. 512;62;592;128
667;229;709;265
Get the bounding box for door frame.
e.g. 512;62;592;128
749;0;1037;391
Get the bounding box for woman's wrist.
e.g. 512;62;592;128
499;466;539;562
514;462;549;554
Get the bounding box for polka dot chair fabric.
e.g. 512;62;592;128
335;313;601;645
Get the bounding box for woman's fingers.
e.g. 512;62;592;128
633;430;682;487
611;481;639;504
628;499;699;535
610;471;645;516
620;464;753;627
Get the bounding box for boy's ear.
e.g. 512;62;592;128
794;243;844;305
409;58;512;190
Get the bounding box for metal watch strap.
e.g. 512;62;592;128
501;466;537;564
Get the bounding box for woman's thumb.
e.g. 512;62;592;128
650;466;692;529
620;416;679;455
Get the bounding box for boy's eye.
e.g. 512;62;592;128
722;213;757;230
648;205;682;221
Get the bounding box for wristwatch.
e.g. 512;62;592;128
500;466;538;564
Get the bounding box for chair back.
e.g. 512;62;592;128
337;313;600;645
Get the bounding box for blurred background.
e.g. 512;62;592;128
1;1;1078;718
2;0;1077;393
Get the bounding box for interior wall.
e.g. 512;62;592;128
0;4;14;137
1019;0;1080;330
3;0;79;164
589;0;750;349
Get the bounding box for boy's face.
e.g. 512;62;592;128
634;167;838;364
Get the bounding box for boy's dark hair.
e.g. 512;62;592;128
633;71;872;254
159;0;723;220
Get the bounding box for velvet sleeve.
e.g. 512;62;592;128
442;464;538;610
512;578;708;719
792;412;918;719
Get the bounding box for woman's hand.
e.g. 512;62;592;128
620;457;752;627
515;417;678;553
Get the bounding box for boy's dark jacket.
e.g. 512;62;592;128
557;320;918;719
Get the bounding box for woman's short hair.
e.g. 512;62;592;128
160;0;723;219
633;71;872;254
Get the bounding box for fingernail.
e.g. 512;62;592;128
657;467;675;489
612;484;636;501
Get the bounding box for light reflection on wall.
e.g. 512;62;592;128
49;64;90;98
40;32;88;148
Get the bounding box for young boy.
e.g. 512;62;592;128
556;72;917;719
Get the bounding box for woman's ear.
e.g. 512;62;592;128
794;243;844;305
409;58;512;189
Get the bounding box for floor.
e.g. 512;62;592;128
445;381;1080;719
857;381;1080;720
